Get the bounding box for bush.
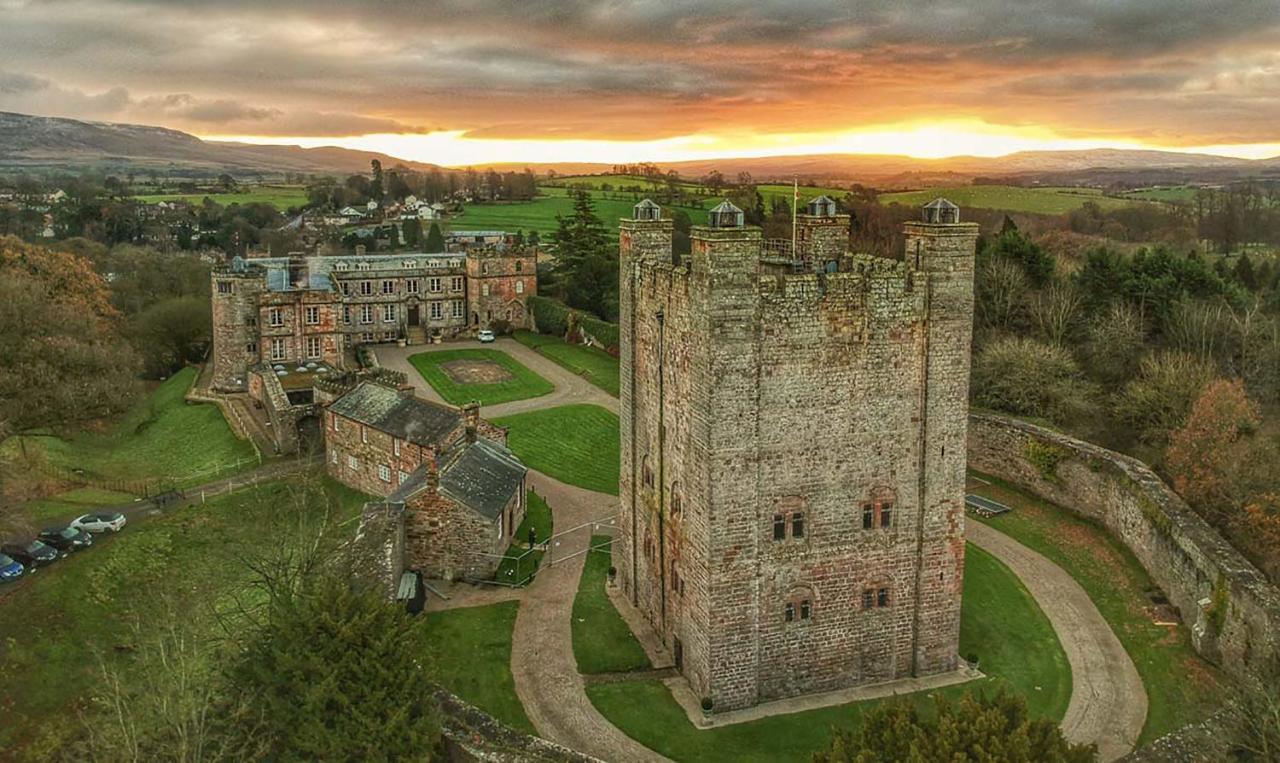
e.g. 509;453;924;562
529;294;621;352
972;336;1097;425
529;295;571;336
1117;351;1217;445
578;314;620;352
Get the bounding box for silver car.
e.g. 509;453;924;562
71;512;127;533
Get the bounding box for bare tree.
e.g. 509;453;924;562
1030;282;1083;345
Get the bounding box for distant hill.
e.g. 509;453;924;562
0;111;443;176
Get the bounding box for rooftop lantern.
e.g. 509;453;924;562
708;200;745;229
806;195;837;217
922;198;960;224
634;198;662;221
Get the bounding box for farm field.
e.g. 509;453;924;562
879;184;1148;214
493;404;619;495
1119;186;1201;203
0;476;370;758
584;543;1070;762
409;348;554;406
132;185;309;210
9;367;257;492
969;472;1223;743
447;191;707;236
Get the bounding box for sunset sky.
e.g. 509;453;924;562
2;0;1280;165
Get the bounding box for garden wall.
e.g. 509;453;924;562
968;413;1280;681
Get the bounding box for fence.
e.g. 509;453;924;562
468;513;618;588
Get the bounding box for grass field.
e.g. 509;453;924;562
421;601;534;733
879;184;1147;214
493;489;554;585
572;537;651;674
0;477;370;757
448;192;708;237
514;330;620;397
584;543;1069;762
409;349;554;407
969;472;1223;743
11;367;256;490
132;186;309;211
1119;186;1201;203
493;405;620;495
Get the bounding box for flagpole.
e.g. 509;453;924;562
791;177;798;262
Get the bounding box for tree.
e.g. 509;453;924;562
550;190;617;320
813;689;1094;763
975;256;1030;334
1085;302;1146;385
1166;379;1259;520
1117;351;1217;445
972;336;1097;425
369;159;384;203
424;222;445;253
985;229;1055;288
402;218;422;248
130;297;212;378
0;236;140;441
226;575;441;760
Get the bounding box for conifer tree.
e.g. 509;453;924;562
424;222;446;252
549;189;616;320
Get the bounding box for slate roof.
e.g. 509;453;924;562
329;382;461;446
439;439;527;521
257;252;463;292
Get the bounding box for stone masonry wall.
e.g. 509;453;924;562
324;407;442;497
968;413;1280;680
211;269;266;391
404;486;524;582
466;249;537;331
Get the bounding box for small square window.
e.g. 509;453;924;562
862;589;874;610
382;280;395;294
378;464;391;482
862;504;874;530
878;588;890;608
217;281;232;294
772;514;785;541
880;504;893;529
791;513;805;538
800;600;811;620
347;455;358;470
784;603;795;622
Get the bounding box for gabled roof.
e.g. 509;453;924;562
709;199;743;214
439;439;527;520
924;197;959;210
329;382;460;446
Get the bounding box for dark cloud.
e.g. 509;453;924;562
0;0;1277;146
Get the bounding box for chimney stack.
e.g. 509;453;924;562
462;401;480;443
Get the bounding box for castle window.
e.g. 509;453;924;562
383;304;396;322
431;301;443;320
343;306;351;325
800;600;811;620
862;504;874;530
878;588;890;608
406;279;419;294
429;277;442;292
360;280;372;296
360;305;374;324
482;262;489;275
246;316;256;328
331;413;339;432
304;306;320;325
515;280;524;294
340;282;351;296
361;332;374;342
393;439;401;457
880;503;893;529
773;514;786;541
397;470;410;485
330;449;338;465
451;276;464;291
268;308;283;327
305;336;322;359
670;485;682;516
269;338;286;361
791;513;805;538
217;281;232;294
784;603;795;622
515;260;523;272
382;280;395;295
452;300;464;318
482;284;490;297
862;589;874;610
670;562;679;591
641;455;653;488
347;455;359;471
378;464;391;483
245;342;257;354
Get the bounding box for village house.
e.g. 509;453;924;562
325;380;528;581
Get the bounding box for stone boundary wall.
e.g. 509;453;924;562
1117;713;1229;762
967;412;1280;681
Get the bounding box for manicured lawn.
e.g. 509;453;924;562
514;330;620;397
409;349;553;407
493;489;554;586
22;487;137;524
493;405;619;495
572;536;651;674
421;601;534;734
132;186;309;211
879;184;1151;214
0;476;370;757
11;367;256;490
584;543;1069;762
968;472;1223;744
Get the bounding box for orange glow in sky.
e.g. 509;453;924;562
207;119;1280;167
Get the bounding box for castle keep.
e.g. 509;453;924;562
616;197;978;711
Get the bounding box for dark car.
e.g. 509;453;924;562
37;526;93;552
1;540;62;568
0;553;23;582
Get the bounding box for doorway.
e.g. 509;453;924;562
407;304;420;326
673;637;683;671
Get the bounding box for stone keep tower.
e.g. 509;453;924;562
616;198;978;712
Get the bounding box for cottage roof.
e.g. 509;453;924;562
439;439;527;520
329;382;460;446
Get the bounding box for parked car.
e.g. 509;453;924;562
0;553;23;582
71;512;127;534
37;526;93;552
477;329;496;343
1;540;62;568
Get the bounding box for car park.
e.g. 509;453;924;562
0;553;23;582
71;512;127;534
1;540;62;568
37;526;93;552
477;329;496;343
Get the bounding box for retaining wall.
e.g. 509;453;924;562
967;412;1280;680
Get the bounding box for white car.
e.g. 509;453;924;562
71;512;127;533
477;329;496;343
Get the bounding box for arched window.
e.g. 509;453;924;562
515;260;523;272
670;483;682;516
641;454;654;488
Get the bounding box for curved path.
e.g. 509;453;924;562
374;338;619;417
966;521;1146;761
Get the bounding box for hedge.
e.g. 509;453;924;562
578;316;619;352
529;295;620;352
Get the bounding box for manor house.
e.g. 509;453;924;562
209;241;536;392
616;196;978;711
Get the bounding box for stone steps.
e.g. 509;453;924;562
405;326;428;345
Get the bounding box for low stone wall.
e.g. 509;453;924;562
967;413;1280;681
